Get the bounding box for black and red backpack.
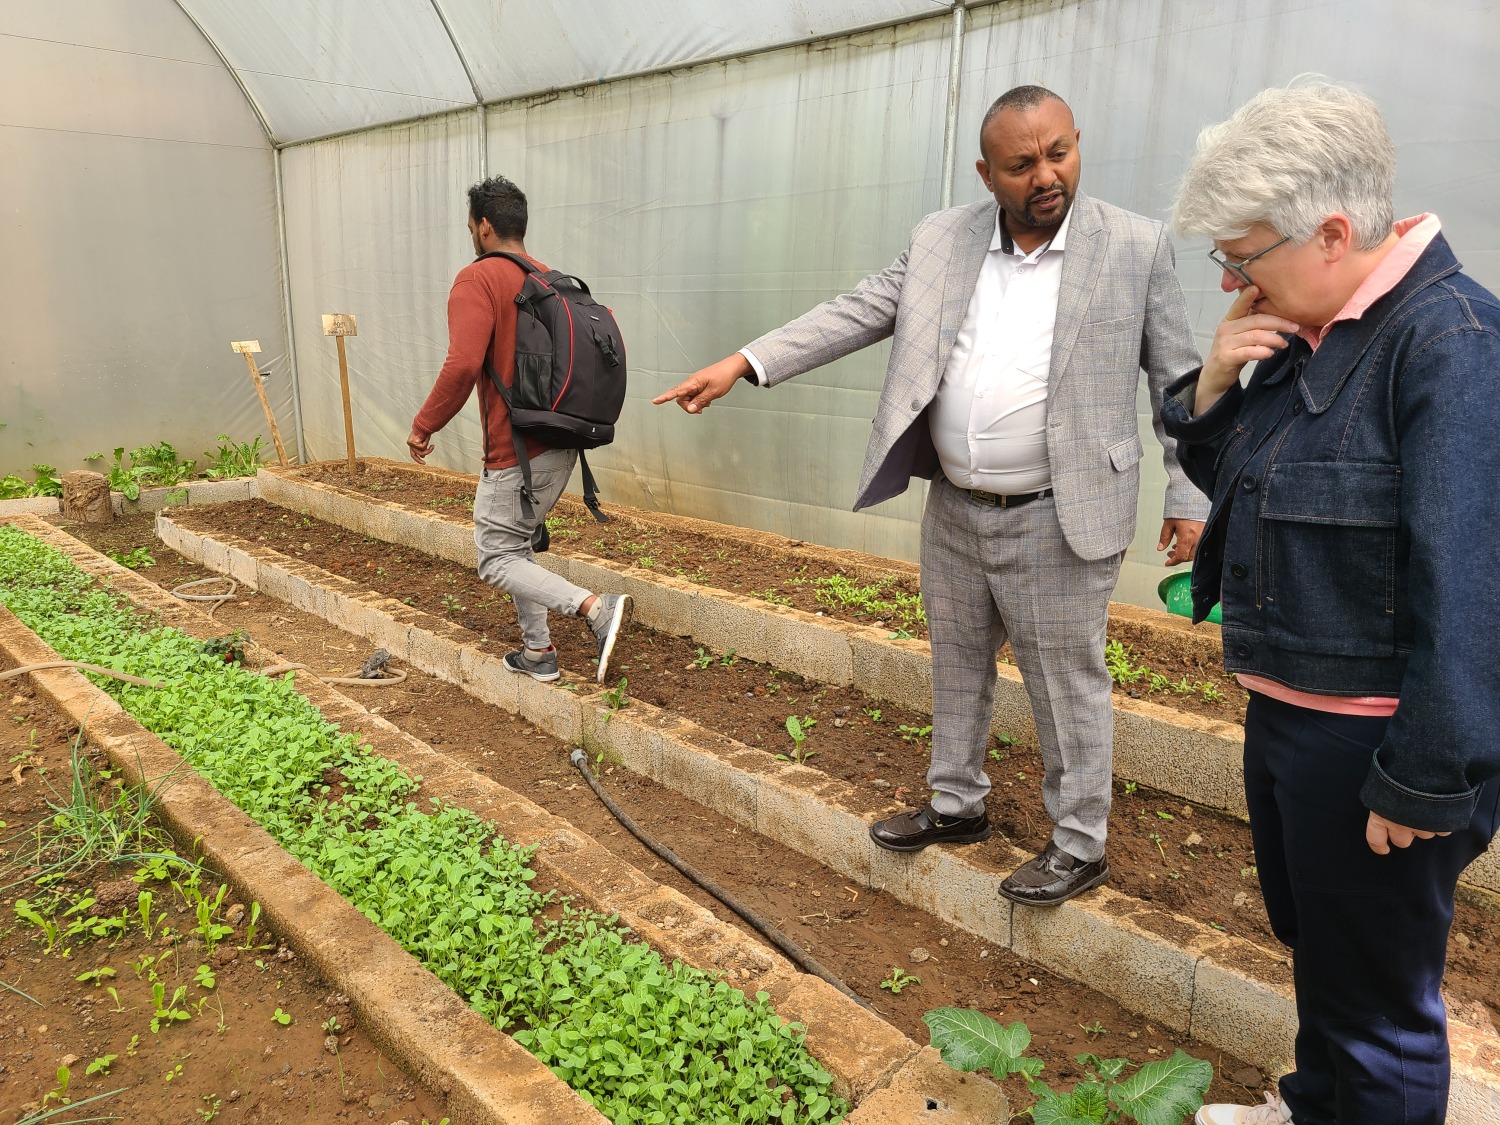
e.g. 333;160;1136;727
479;251;626;524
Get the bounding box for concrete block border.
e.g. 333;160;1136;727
2;514;1009;1124
0;476;260;522
257;465;1246;815
149;513;1500;1121
253;465;1500;898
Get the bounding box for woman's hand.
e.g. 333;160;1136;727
1196;286;1300;415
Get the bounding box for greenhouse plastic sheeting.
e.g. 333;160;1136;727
281;112;483;467
176;0;948;144
0;0;290;478
281;0;1500;609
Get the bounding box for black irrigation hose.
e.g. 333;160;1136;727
568;749;870;1010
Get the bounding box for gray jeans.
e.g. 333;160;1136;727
473;448;591;651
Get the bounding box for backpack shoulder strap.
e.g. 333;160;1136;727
474;250;539;275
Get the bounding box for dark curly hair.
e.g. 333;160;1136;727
467;175;528;240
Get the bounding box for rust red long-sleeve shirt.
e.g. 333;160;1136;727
412;253;551;470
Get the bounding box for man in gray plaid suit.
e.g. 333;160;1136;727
655;86;1206;906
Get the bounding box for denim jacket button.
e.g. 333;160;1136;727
1234;643;1252;659
1292;400;1304;414
1240;475;1258;492
1229;563;1247;580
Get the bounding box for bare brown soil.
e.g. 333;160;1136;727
289;461;1246;725
54;512;1279;1112
142;504;1500;1034
0;677;447;1124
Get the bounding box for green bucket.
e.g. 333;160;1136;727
1157;571;1221;625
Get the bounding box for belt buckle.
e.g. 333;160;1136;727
970;489;997;506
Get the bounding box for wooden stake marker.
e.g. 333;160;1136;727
230;340;290;467
321;314;359;473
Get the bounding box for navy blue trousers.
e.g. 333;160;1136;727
1244;693;1500;1124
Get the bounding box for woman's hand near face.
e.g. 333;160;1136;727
1196;286;1301;415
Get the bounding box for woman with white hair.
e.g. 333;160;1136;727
1162;81;1500;1124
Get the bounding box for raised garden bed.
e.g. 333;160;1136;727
159;497;1500;974
137;507;1500;1114
53;511;1296;1116
0;679;449;1124
282;461;1244;727
0;522;868;1125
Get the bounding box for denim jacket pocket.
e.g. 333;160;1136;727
1260;460;1400;657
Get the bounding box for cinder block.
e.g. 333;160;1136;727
654;727;759;828
403;619;467;687
875;847;1013;951
849;632;931;713
513;674;583;744
580;705;665;778
756;767;877;887
774;976;916;1100
1114;700;1245;814
259;561;326;619
460;644;522;713
1190;951;1297;1073
1463;840;1500;896
1010;886;1199;1032
846;1047;1009;1124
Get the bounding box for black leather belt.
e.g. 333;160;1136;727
964;486;1052;509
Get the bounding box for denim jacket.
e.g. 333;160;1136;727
1161;233;1500;831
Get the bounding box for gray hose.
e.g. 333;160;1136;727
568;748;868;1009
0;661;165;689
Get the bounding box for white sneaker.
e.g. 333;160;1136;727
1196;1092;1294;1124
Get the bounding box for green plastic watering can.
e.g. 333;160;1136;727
1157;571;1222;625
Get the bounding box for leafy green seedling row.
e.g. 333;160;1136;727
0;526;847;1124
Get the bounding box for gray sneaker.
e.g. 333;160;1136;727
587;594;632;683
503;647;560;682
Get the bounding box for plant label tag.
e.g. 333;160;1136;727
321;314;358;337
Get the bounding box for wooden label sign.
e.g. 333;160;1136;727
321;314;358;337
230;340;262;354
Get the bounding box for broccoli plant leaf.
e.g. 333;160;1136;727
923;1008;1036;1077
1109;1048;1213;1125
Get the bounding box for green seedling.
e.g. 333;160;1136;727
106;546;156;570
322;1015;344;1034
240;901;262;950
41;1065;71;1108
125;1034;140;1057
105;986;130;1013
86;1054;118;1076
163;1061;184;1084
1149;833;1167;862
194;963;216;990
1123;780;1138;796
600;677;629;719
778;715;817;765
272;1007;292;1026
879;967;920;994
75;966;116;986
198;1092;223;1121
863;707;883;723
1081;1019;1107;1039
150;981;191;1032
897;723;933;746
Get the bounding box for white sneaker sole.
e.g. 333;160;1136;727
595;595;632;683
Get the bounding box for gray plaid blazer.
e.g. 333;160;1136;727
746;193;1208;561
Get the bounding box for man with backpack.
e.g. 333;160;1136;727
408;175;631;684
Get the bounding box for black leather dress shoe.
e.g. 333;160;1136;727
869;805;991;852
997;842;1109;907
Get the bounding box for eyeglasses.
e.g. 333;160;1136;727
1207;234;1291;287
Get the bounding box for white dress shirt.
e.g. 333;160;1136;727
928;205;1069;494
740;204;1069;495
